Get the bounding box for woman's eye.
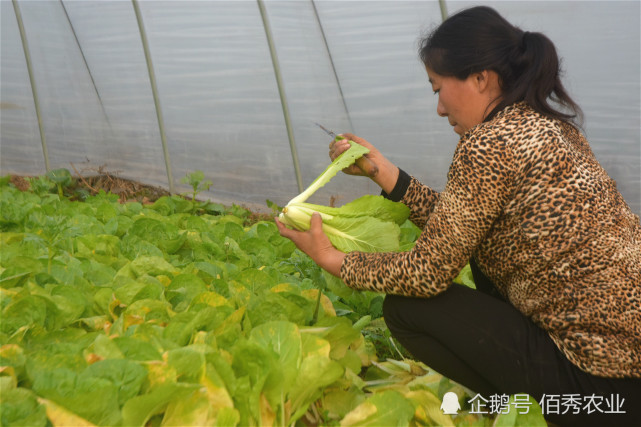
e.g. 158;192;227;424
432;89;440;95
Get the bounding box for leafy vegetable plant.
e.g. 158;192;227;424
28;176;55;196
279;142;410;253
45;168;73;198
180;170;213;213
0;176;547;427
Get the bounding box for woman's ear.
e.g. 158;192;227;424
476;70;501;94
474;70;490;92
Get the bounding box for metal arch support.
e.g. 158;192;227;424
12;0;50;172
132;0;175;194
257;0;304;193
311;0;354;134
439;0;448;22
60;0;112;131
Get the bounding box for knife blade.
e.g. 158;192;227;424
315;122;340;140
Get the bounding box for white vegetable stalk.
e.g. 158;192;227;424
279;141;369;228
280;203;369;245
279;204;333;231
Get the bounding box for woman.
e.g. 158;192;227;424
276;6;640;426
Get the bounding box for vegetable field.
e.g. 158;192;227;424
0;174;546;426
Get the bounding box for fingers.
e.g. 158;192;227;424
328;133;380;177
275;213;323;241
276;213;344;276
275;212;328;260
355;155;379;178
341;133;371;148
274;217;294;239
329;138;351;161
309;211;323;233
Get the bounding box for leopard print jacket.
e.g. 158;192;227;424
340;102;641;378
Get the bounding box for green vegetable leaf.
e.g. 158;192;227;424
281;195;409;253
340;390;415;426
249;320;302;408
297;195;409;225
121;382;200;427
0;174;503;426
45;168;72;186
31;368;121;426
0;388;48;427
83;359;147;406
288;141;369;205
453;263;476;289
288;354;344;423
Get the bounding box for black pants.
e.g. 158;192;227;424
383;265;641;426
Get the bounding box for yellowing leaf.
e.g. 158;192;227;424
123;314;144;329
201;367;234;410
0;366;17;389
78;316;111;332
260;393;276;427
340;390;415;426
301;289;336;316
214;306;245;336
161;388;213;426
322;389;366;419
108;297;122;321
350;335;375;367
340;401;377;426
301;334;331;358
38;398;97;427
0;344;25;364
405;389;455;427
84;353;103;365
157;275;172;287
191;291;228;308
121;382;200;426
144;360;178;387
270;283;299;293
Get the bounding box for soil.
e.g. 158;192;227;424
10;172;170;204
73;173;172;204
7;172;273;224
9;175;30;192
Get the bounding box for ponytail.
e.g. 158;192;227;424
420;6;583;125
503;31;582;123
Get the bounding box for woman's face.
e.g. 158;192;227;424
426;67;497;136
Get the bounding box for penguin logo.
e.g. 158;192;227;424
440;391;461;414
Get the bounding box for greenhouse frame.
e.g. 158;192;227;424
1;0;639;214
0;1;640;425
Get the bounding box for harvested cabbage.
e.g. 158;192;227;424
279;141;409;252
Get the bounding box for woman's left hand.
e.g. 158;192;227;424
275;212;345;277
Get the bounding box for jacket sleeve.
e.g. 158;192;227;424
381;169;440;229
341;128;516;297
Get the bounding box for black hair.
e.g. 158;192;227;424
419;6;582;124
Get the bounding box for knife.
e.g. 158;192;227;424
315;122;341;140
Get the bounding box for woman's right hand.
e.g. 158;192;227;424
329;133;400;194
329;133;380;176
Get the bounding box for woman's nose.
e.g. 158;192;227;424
436;100;447;117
